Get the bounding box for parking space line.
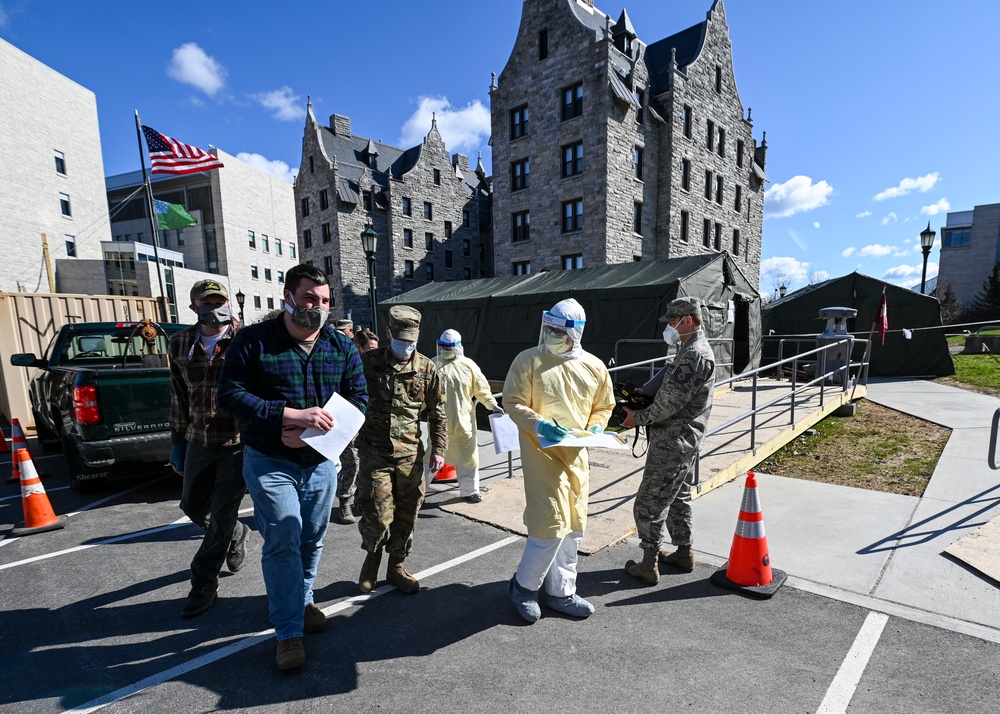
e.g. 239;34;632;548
67;534;521;713
0;486;70;502
816;611;889;714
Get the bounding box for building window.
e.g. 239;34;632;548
275;238;283;256
363;191;372;211
561;82;583;121
510;104;529;139
425;232;434;251
714;223;722;251
423;202;433;220
322;223;332;243
681;159;691;191
369;154;377;170
480;243;486;260
539;29;548;60
445;250;454;268
736;140;745;168
404;229;413;248
402;197;412;216
264;267;272;282
513;260;531;275
463;238;471;256
253;294;261;309
942;229;971;248
562;142;583;178
302;229;312;249
734;185;742;212
289;243;296;259
562;254;583;270
319;189;329;211
680;211;689;242
706;120;715;151
444;221;453;239
463;210;471;228
267;295;275;310
434;168;441;185
248;230;256;249
464;267;472;279
562;199;583;233
404;260;414;278
715;65;722;94
704;171;713;200
512;210;530;243
703;219;711;248
634;90;644;124
65;234;76;257
251;263;259;280
633;202;643;235
177;231;186;246
716;176;724;205
54;151;66;175
309;156;314;173
324;256;333;275
426;263;435;281
633;146;643;180
683;105;692;139
60;193;71;217
262;234;270;253
718;127;726;158
733;229;741;256
277;270;284;283
511;158;530;190
300;197;310;217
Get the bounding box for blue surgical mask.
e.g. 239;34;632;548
391;338;416;359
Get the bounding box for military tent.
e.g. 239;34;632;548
380;253;761;382
761;271;954;377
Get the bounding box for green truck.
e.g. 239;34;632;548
10;319;186;492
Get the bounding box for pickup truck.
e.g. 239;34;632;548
11;319;186;492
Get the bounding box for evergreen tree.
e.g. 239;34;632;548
938;283;960;324
971;262;1000;318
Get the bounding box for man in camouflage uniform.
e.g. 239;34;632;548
331;318;358;525
355;305;447;594
620;297;715;585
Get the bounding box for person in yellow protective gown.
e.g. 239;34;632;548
431;329;504;503
502;298;615;623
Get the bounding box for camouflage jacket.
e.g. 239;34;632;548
357;347;447;459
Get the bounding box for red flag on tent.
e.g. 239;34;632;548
877;289;888;345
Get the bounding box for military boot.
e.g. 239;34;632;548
358;549;382;593
659;545;695;573
624;548;660;585
386;555;420;594
336;498;356;524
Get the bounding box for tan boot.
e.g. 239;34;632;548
359;549;382;593
624;548;660;585
659;545;695;572
386;555;420;594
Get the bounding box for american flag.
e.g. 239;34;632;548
142;125;224;175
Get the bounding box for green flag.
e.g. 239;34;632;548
154;199;197;230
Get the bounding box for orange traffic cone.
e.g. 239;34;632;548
710;471;786;599
11;449;66;537
6;418;27;482
433;463;458;482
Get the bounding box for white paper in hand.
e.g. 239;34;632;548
490;413;520;454
301;392;366;463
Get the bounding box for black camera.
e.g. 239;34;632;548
609;381;652;429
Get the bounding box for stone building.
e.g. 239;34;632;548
490;0;765;285
295;102;492;330
0;38;111;293
935;203;1000;312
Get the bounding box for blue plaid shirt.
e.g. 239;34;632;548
218;316;368;465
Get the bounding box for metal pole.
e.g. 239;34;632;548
920;246;930;294
133;110;170;323
367;253;379;335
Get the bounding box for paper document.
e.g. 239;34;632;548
301;392;366;463
489;413;520;454
539;429;631;450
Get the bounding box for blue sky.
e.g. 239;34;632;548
3;0;997;293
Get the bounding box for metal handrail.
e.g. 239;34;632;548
990;409;1000;471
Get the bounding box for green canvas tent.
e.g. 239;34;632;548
381;253;761;382
761;271;954;377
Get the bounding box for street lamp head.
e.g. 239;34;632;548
235;289;245;308
920;222;936;251
779;284;787;298
360;224;378;255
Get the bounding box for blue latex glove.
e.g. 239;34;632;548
589;425;603;434
537;420;569;443
169;444;186;474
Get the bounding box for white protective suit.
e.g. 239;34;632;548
503;299;615;595
431;330;497;497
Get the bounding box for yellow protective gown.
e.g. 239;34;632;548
503;346;615;538
431;355;497;472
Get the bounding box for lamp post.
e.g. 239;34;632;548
920;222;936;294
235;289;245;325
361;223;379;335
779;284;787;299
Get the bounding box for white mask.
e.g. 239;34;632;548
662;325;681;346
543;333;570;354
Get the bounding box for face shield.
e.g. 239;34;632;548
538;298;586;360
437;328;464;360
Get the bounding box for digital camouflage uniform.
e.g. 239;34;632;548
632;329;715;551
355;342;447;559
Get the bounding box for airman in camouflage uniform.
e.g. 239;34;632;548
620;297;715;585
355;305;447;594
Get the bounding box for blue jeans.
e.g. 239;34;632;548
242;445;336;640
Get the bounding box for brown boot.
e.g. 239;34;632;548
624;548;660;585
659;545;695;572
386;555;420;594
276;637;305;671
359;549;382;593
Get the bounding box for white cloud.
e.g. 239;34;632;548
236;152;297;184
873;172;939;201
252;86;305;122
841;247;856;257
881;212;898;225
167;43;226;96
855;211;872;218
921;197;951;216
857;244;896;258
882;262;938;289
398;96;491;154
760;256;811;288
763;176;833;219
811;270;830;282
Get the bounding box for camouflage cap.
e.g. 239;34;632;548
333;319;353;332
658;296;702;322
388;305;421;340
190;279;228;303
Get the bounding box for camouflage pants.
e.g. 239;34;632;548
356;449;425;559
633;450;697;551
336;442;358;500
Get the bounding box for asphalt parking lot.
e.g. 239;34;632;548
2;442;999;714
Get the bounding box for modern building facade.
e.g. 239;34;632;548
0;38;111;293
295;103;493;329
490;0;765;284
935;203;1000;312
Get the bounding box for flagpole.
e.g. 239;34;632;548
133;110;171;323
850;286;884;401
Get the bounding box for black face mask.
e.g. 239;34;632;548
195;305;233;328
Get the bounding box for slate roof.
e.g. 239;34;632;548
644;21;707;96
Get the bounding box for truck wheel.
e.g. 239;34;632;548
33;410;63;453
62;435;106;494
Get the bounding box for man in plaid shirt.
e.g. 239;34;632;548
218;264;367;671
169;279;249;620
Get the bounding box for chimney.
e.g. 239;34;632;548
452;153;469;172
330;114;351;138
